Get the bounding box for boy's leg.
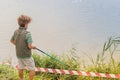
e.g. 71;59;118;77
18;69;24;80
29;70;35;80
18;59;25;80
23;57;35;80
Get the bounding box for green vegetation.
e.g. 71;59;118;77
1;37;120;80
0;65;19;80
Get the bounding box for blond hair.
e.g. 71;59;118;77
18;15;32;27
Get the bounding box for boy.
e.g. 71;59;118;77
10;15;36;80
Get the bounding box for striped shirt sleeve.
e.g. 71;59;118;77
11;35;14;41
11;31;16;41
26;32;33;44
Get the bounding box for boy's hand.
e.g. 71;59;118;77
32;46;36;49
28;44;36;49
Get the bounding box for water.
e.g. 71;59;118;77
0;0;120;65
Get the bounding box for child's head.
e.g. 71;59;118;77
18;15;32;27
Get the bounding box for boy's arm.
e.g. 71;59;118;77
26;32;36;49
10;40;16;45
10;34;16;45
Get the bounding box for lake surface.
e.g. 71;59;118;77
0;0;120;64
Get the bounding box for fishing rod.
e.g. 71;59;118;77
35;48;69;67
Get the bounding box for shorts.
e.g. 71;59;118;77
18;57;35;71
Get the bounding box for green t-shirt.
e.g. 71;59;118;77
11;32;33;44
26;32;33;44
11;27;33;58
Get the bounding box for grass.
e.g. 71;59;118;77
0;53;120;80
1;37;120;80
